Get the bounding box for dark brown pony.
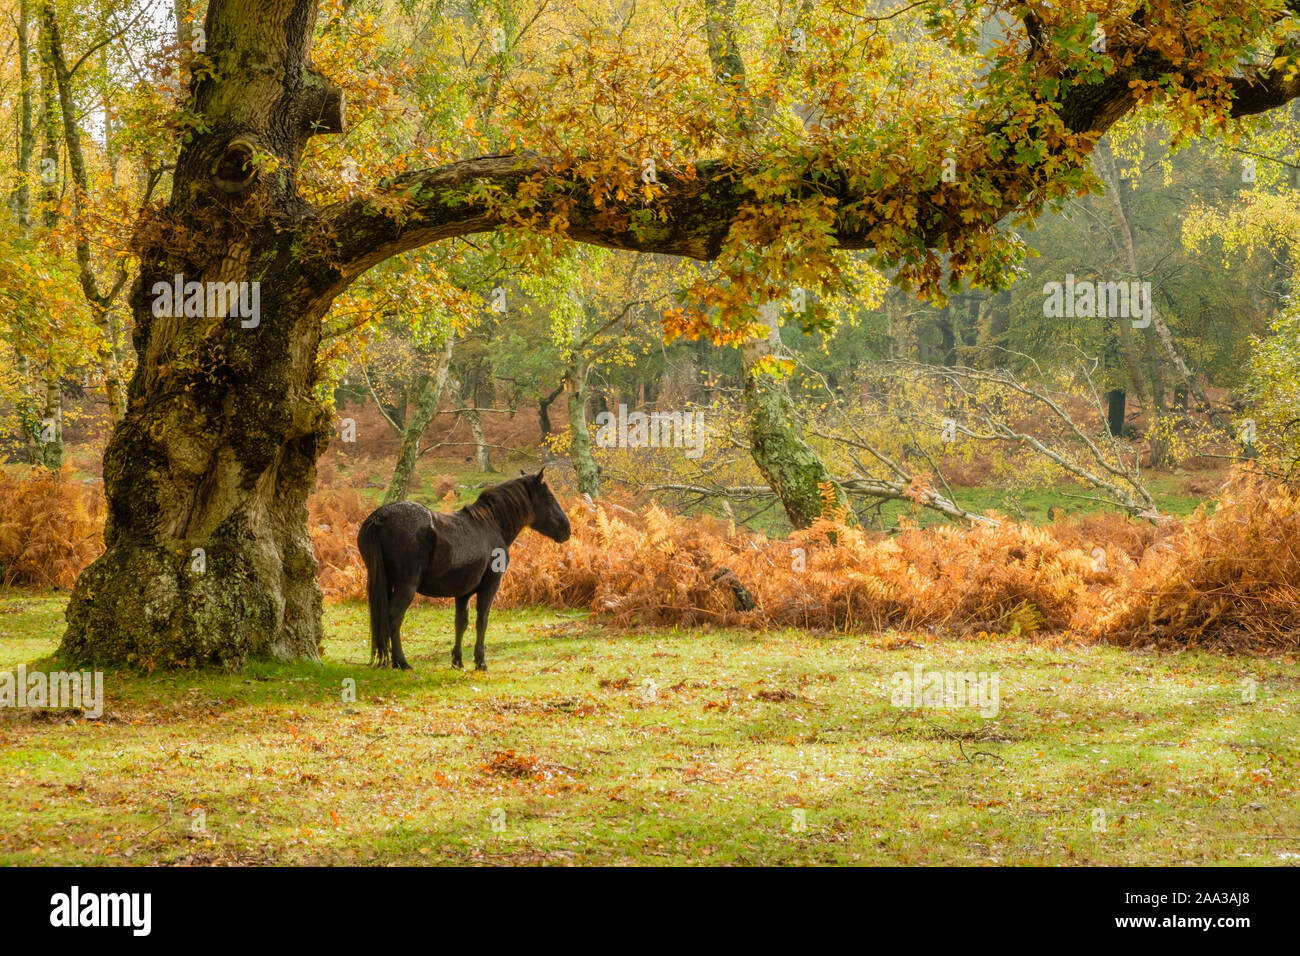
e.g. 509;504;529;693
357;470;571;671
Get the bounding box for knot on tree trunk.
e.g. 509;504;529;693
211;138;260;194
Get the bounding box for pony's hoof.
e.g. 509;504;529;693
451;660;464;670
474;663;487;672
394;660;412;671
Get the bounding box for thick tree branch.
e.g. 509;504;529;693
307;7;1300;297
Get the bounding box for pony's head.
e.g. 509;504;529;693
523;468;571;542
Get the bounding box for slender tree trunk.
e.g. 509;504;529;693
1094;148;1152;408
383;334;454;504
537;384;561;454
17;355;41;464
21;11;69;470
38;374;63;468
741;306;849;528
1143;329;1170;466
938;304;958;367
1105;388;1126;438
23;19;66;469
38;23;59;229
566;367;600;496
884;290;901;359
1100;143;1230;434
453;377;494;473
10;0;34;227
9;0;44;466
100;47;129;423
42;2;129;423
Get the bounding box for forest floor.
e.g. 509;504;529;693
1;593;1296;865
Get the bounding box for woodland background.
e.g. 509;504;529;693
3;0;1300;653
1;0;1299;867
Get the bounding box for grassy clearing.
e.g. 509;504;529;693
676;473;1213;536
331;456;1214;533
0;592;1296;866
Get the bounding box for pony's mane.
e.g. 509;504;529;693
461;476;535;536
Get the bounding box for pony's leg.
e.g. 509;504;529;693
452;594;470;670
473;579;501;671
388;579;418;670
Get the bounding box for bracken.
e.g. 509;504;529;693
9;467;1296;653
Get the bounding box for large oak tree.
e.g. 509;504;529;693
59;0;1300;666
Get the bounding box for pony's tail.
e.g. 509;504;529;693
358;517;390;666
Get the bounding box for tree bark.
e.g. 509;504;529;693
38;374;63;468
566;369;600;496
537;384;561;447
1105;388;1126;438
452;376;494;473
741;306;849;529
9;0;34;228
16;355;39;464
9;0;45;468
382;333;454;504
61;0;346;668
37;20;58;229
938;304;958;367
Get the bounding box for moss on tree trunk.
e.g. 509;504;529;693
60;0;343;668
383;336;453;505
741;310;849;529
567;382;600;496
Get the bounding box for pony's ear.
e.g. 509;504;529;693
535;467;546;483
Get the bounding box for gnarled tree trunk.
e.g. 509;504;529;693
61;0;344;668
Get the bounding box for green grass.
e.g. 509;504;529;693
932;473;1206;522
0;593;1296;865
336;457;541;512
691;472;1213;536
330;454;1214;536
